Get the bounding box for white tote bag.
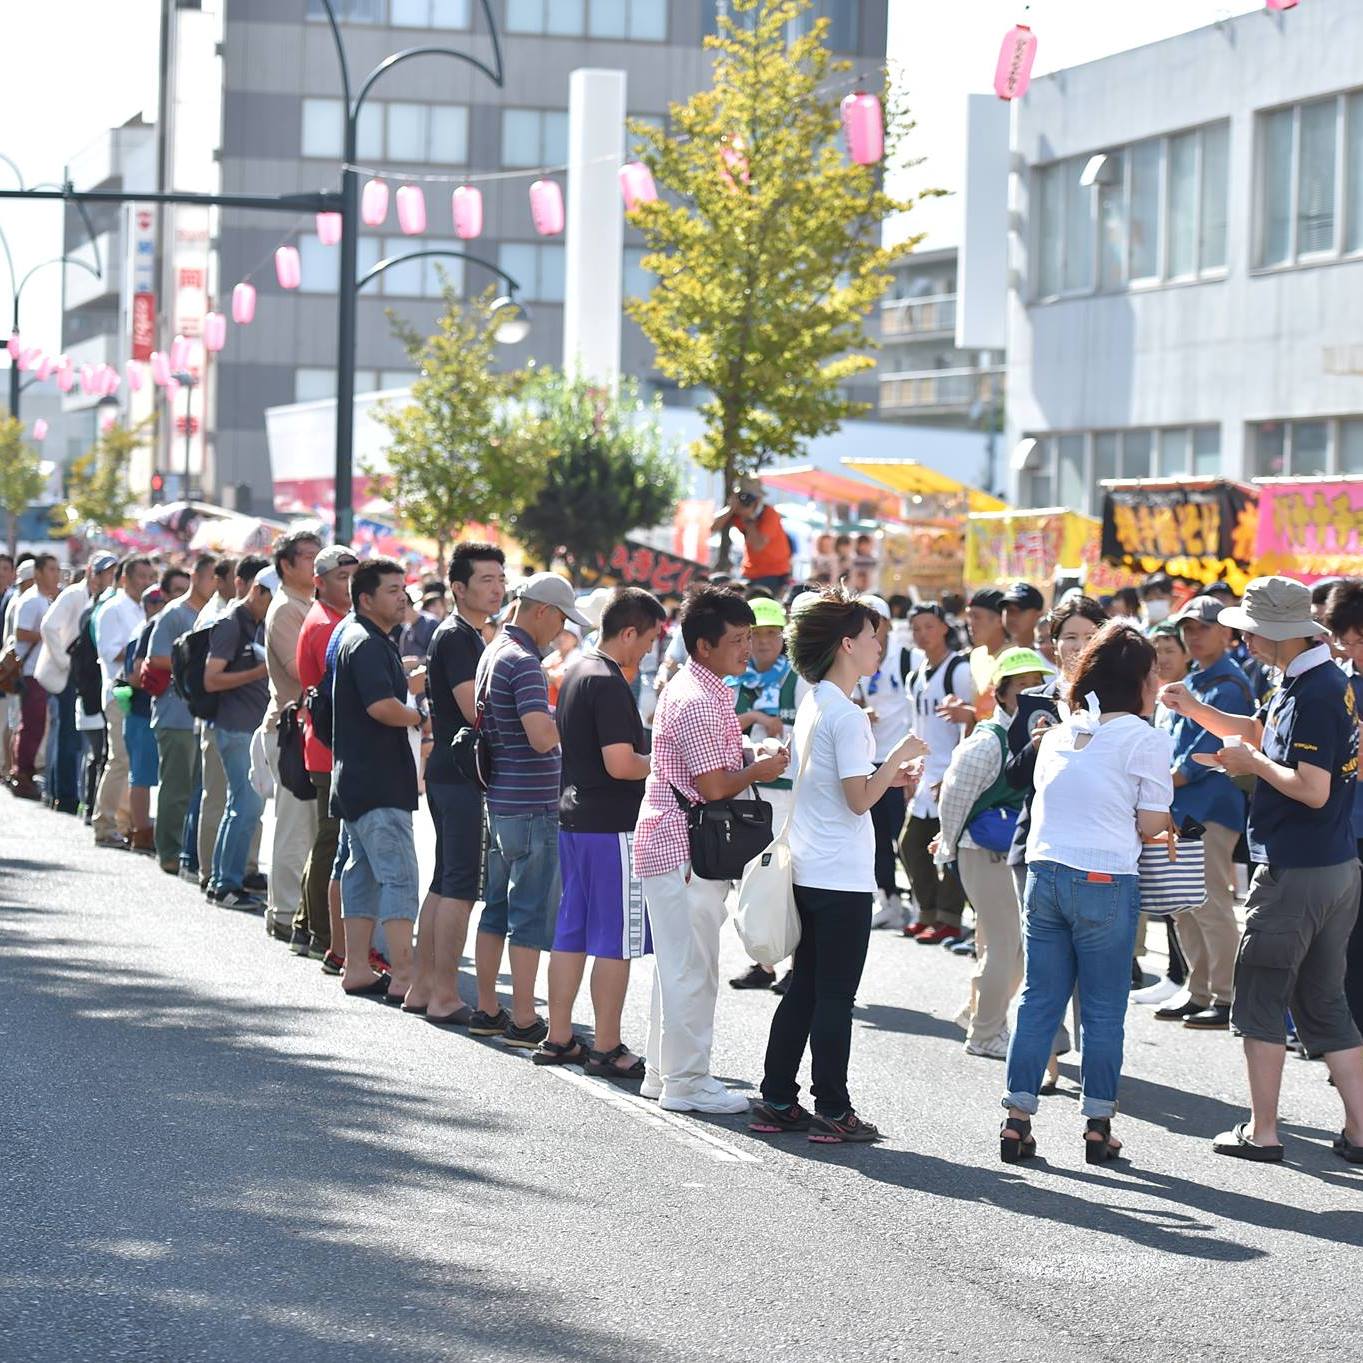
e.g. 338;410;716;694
733;717;817;968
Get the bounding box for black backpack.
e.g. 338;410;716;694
303;681;333;752
171;622;220;721
67;602;104;715
276;698;317;801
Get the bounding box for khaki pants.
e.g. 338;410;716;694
1173;819;1240;1007
960;846;1023;1046
264;728;318;935
93;697;131;839
154;728;198;867
199;726;259;882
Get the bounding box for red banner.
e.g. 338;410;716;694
132;292;155;361
596;539;706;597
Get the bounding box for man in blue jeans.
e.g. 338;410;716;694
470;572;590;1048
203;559;274;910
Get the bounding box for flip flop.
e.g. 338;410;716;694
1212;1122;1284;1162
1332;1130;1363;1164
342;973;394;999
425;1005;475;1029
400;999;428;1015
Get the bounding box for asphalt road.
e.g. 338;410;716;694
2;794;1360;1363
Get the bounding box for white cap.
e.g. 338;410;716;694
858;593;891;621
254;566;280;595
517;571;590;629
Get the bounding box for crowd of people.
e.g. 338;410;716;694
3;507;1363;1166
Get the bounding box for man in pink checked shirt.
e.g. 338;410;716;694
633;587;791;1114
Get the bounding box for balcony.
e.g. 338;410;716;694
879;365;1004;417
881;294;957;340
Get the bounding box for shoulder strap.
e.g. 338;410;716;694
944;652;966;698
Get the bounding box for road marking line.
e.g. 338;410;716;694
540;1065;761;1165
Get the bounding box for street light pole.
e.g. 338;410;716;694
172;369;197;501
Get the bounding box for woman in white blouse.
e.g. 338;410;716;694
999;621;1174;1165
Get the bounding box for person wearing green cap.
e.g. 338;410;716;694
725;595;810;991
932;647;1050;1059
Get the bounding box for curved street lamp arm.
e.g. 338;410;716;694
313;0;354;114
355;44;504;119
0;152;22;189
356;247;521;295
0;226;15;309
14;254;101;318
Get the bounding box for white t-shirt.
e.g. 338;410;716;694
35;580;92;693
1027;713;1175;876
95;591;146;706
14;587;52;678
788;681;877;893
906;650;977;819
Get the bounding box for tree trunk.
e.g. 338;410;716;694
5;510;16;561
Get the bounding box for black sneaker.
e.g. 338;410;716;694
808;1110;883;1144
468;1007;511;1037
288;928;312;956
243;871;268;894
770;969;794;995
729;964;777;990
216;887;266;913
1154;998;1204;1022
1182;1003;1232;1030
749;1100;812;1134
320;949;344;976
501;1016;549;1049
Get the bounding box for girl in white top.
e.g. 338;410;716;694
752;590;924;1145
1000;620;1173;1168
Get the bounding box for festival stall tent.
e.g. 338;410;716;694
965;507;1142;598
841;458;1007;515
1252;475;1363;583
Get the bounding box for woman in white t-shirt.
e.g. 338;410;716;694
750;590;925;1145
1000;621;1174;1167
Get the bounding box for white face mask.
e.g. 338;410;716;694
1144;598;1171;624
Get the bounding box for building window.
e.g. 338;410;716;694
300;97;466;164
1034;122;1228;300
379;237;464;296
1248;417;1358;476
390;0;470;26
498;242;565;302
306;0;382;22
506;0;585;33
300;98;382;162
296;367;380;401
501;108;570;168
590;0;667;40
299;233;381;292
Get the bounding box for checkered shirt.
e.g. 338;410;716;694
633;659;745;879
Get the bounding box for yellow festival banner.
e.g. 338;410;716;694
965;508;1141;594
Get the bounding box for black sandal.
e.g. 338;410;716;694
1085;1117;1122;1164
585;1043;646;1082
532;1035;589;1066
1000;1115;1036;1164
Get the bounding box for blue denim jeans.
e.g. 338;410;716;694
1005;860;1140;1119
180;743;203;874
480;809;561;951
50;680;80;805
210;727;264;892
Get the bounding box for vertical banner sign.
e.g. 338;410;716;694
1255;479;1363;582
1100;482;1256;564
127;204;157;360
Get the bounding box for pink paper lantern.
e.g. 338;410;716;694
316;211;343;245
841;92;884;166
396;184;427;236
56;359;74;393
5;333;19;360
1267;0;1299;9
36;355;55;381
275;245;302;290
169;334;190;371
150;350;171;386
104;369;121;396
232;281;256;326
126;363;144;393
718;136;750;190
452;185;483;240
79;364;95;394
529;179;565;236
100;412;117;432
362;178;389;227
618;162;658;213
165;376;181;403
32;418;48;442
203;311;227;353
18;347;38;372
994;23;1038;101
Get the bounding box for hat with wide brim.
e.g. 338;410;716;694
991;646;1055;687
1217;575;1329;642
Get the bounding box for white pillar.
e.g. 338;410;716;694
563;68;626;388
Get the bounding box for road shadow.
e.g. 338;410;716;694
852;1001;963;1044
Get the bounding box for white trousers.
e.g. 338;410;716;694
643;865;730;1096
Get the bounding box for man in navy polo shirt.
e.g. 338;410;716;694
1161;575;1363;1165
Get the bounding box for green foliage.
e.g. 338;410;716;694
370;285;545;561
509;370;683;572
626;0;927;490
0;414;48;556
64;418;147;531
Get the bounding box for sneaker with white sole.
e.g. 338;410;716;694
952;1003;973;1031
870;894;905;930
640;1074;663;1101
659;1078;749;1115
965;1030;1010;1060
1131;975;1182;1006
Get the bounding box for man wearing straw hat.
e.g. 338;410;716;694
1160;575;1363;1165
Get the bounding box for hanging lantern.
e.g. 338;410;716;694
1266;0;1299;9
165;375;181;403
994;23;1038;101
396;184;427;235
169;334;190;371
5;333;19;360
362;177;389;227
79;364;95;394
203;311;227;353
36;355;55;381
529;179;565;236
104;369;121;396
275;245;302;290
56;358;74;393
126;362;144;393
150;350;171;386
618;162;658;213
841;92;884;165
32;418;48;442
451;185;483;239
232;281;256;325
18;347;38;372
316;211;343;245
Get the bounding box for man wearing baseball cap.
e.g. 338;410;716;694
1161;576;1363;1164
1001;582;1046;651
709;475;792;592
469;572;590;1046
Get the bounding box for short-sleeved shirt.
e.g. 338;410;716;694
297;599;348;774
1249;644;1358;867
633;659;746;879
124;619;156;719
208;603;269;734
558;649;646;833
739;503;792;581
400;610;440;661
14;588;51;677
263;585;313;732
475;624;559;816
425;612;484;785
330;613;418;820
148;597;199;730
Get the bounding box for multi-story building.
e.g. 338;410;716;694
1002;0;1363;515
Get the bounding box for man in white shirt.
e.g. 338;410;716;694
35;551;118;812
8;554;61;800
92;555;156;847
1;556;35;785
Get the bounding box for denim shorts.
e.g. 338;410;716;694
123;713;159;789
479;808;561;951
340;806;419;923
427;777;486;901
331;822;351;882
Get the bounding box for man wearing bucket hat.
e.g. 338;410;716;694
1161;576;1363;1164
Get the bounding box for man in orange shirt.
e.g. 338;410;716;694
710;475;791;590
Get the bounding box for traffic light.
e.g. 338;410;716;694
150;471;165;504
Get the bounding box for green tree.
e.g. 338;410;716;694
370;285;546;566
0;414;48;558
64;418;147;531
510;370;682;575
626;0;926;553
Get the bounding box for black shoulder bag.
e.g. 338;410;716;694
449;667;494;791
671;783;773;882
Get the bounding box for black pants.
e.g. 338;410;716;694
81;728;106;823
761;884;872;1116
869;778;906;897
898;814;965;926
1348;840;1363;1032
